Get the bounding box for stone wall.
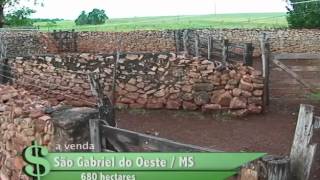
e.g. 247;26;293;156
0;85;54;180
2;29;320;58
0;30;48;57
0;85;101;180
76;31;176;53
192;29;320;54
7;53;264;116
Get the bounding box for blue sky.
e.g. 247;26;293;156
16;0;288;19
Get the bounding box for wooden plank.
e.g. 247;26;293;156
222;39;229;63
274;53;320;60
208;36;212;60
288;66;320;72
243;43;254;66
111;51;120;105
261;155;290;180
183;30;188;55
88;73;116;126
89;119;102;152
314;116;320;129
260;33;270;108
195;34;200;57
228;43;245;49
100;124;220;152
272;59;317;93
290;104;318;180
175;30;181;53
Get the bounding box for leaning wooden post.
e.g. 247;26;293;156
222;39;229;63
0;34;8;84
290;104;318;180
244;43;254;66
259;33;270;109
111;51;119;105
183;30;189;55
89;119;102;152
261;155;290;180
195;34;200;57
88;72;116;127
207;36;212;60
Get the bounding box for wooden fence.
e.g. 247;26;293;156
175;30;254;66
259;32;320;104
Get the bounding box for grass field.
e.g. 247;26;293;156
34;12;289;32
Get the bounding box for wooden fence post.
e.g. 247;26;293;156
195;34;200;57
261;155;290;180
259;33;270;108
89;119;102;152
290;104;318;180
222;39;229;63
88;73;116;127
175;30;181;54
244;43;254;66
208;36;212;60
183;30;189;55
111;51;119;105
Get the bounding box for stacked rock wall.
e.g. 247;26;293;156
2;29;320;58
0;85;54;180
0;30;48;57
7;53;264;116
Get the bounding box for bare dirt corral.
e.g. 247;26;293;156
117;58;320;179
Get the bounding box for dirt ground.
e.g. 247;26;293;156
116;58;320;179
117;99;319;155
117;99;320;179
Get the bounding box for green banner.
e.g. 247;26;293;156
22;141;265;180
45;152;264;171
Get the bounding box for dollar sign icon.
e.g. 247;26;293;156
23;141;50;180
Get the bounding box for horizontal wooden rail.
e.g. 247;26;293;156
99;123;220;152
272;59;317;93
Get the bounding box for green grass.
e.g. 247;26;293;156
34;12;289;32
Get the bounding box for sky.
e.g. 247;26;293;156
15;0;288;20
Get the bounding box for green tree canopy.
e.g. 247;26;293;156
286;0;320;28
5;7;35;26
75;9;108;25
87;8;108;25
75;10;88;25
0;0;42;28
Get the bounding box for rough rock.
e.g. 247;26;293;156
182;101;198;110
193;91;210;105
216;91;233;107
230;97;247;109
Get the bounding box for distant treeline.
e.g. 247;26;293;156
32;18;65;22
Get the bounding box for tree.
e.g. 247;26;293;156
0;0;42;28
75;10;88;25
5;7;35;26
87;9;108;25
286;0;320;28
74;9;108;26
